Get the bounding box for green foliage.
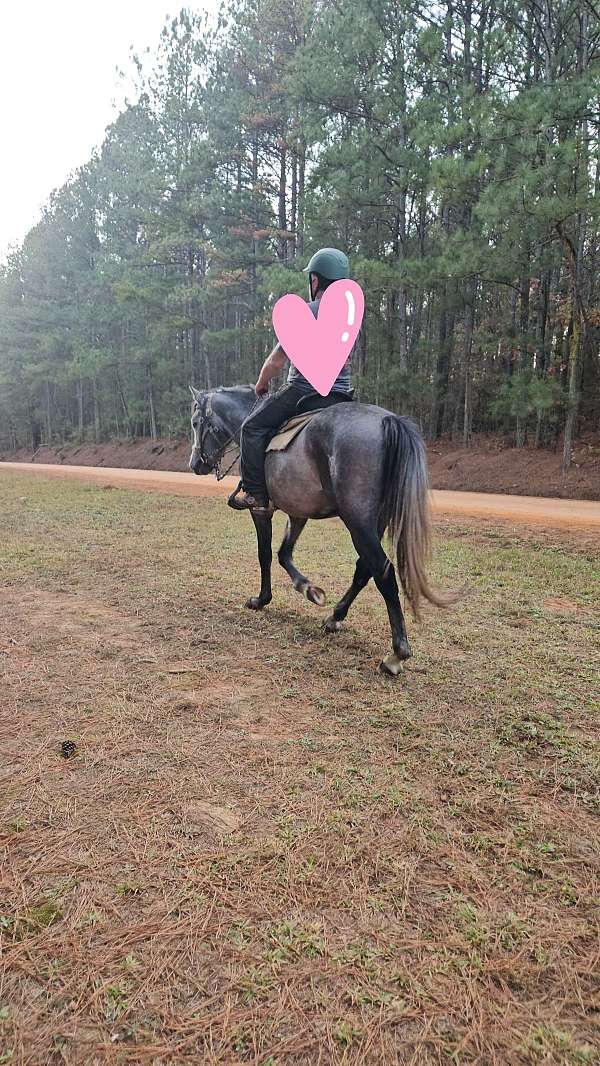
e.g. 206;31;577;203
0;0;597;449
490;372;566;440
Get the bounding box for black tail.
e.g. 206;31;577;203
380;415;451;619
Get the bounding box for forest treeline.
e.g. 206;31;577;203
0;0;598;468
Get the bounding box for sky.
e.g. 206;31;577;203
0;1;217;262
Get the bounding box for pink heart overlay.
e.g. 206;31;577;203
272;279;364;396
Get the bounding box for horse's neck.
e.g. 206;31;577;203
216;387;256;439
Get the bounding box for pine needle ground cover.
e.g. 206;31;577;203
0;472;598;1066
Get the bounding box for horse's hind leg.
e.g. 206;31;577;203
346;523;411;676
324;517;385;633
278;516;326;607
246;511;273;610
323;557;371;632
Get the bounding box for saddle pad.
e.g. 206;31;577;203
266;411;319;452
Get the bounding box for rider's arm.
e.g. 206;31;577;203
255;343;287;396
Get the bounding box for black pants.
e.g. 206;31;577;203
240;383;307;498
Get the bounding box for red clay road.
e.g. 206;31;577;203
1;461;599;531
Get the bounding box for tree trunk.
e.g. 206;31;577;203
202;337;212;390
519;271;530;368
114;365;131;437
30;406;41;452
562;317;581;473
148;374;157;441
78;376;84;443
561;8;588;473
462;281;476;447
45;379;52;443
429;294;455;440
278;135;287;261
93;375;101;443
516;415;525;449
507;285;518;376
297;136;305;258
290;147;298;256
409;291;424;363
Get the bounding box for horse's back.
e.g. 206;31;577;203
265;401;390;518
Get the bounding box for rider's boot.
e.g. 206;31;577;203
227;482;271;514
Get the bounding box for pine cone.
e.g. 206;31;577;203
61;740;77;759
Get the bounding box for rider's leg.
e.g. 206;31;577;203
233;384;305;509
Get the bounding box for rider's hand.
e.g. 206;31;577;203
255;381;269;397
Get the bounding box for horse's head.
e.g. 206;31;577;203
189;386;218;475
188;384;255;476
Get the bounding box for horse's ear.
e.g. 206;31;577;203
189;385;202;402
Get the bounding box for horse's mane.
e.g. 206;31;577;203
210;384;255;394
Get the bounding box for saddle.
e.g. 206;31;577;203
266;389;354;453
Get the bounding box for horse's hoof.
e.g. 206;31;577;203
379;652;405;677
323;616;341;633
307;585;326;607
295;579;326;607
245;596;271;611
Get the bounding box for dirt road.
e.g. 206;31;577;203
2;460;599;530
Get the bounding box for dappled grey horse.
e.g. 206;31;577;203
189;385;448;675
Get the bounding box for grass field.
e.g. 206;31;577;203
1;471;598;1065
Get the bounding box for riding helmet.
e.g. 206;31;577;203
302;247;349;280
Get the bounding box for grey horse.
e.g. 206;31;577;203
189;385;448;675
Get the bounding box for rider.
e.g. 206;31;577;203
229;247;355;513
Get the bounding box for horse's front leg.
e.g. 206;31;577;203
277;516;326;607
246;511;273;610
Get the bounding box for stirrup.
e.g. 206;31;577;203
227;480;244;508
227;482;271;514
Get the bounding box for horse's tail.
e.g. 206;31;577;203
380;414;452;620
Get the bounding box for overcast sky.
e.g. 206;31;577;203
0;1;217;262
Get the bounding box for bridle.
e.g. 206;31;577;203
193;393;237;480
193;391;259;481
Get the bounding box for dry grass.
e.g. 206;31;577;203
0;471;598;1065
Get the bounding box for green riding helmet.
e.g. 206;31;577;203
302;247;349;281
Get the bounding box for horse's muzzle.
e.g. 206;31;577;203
189;450;207;475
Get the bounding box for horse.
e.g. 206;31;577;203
188;385;449;676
